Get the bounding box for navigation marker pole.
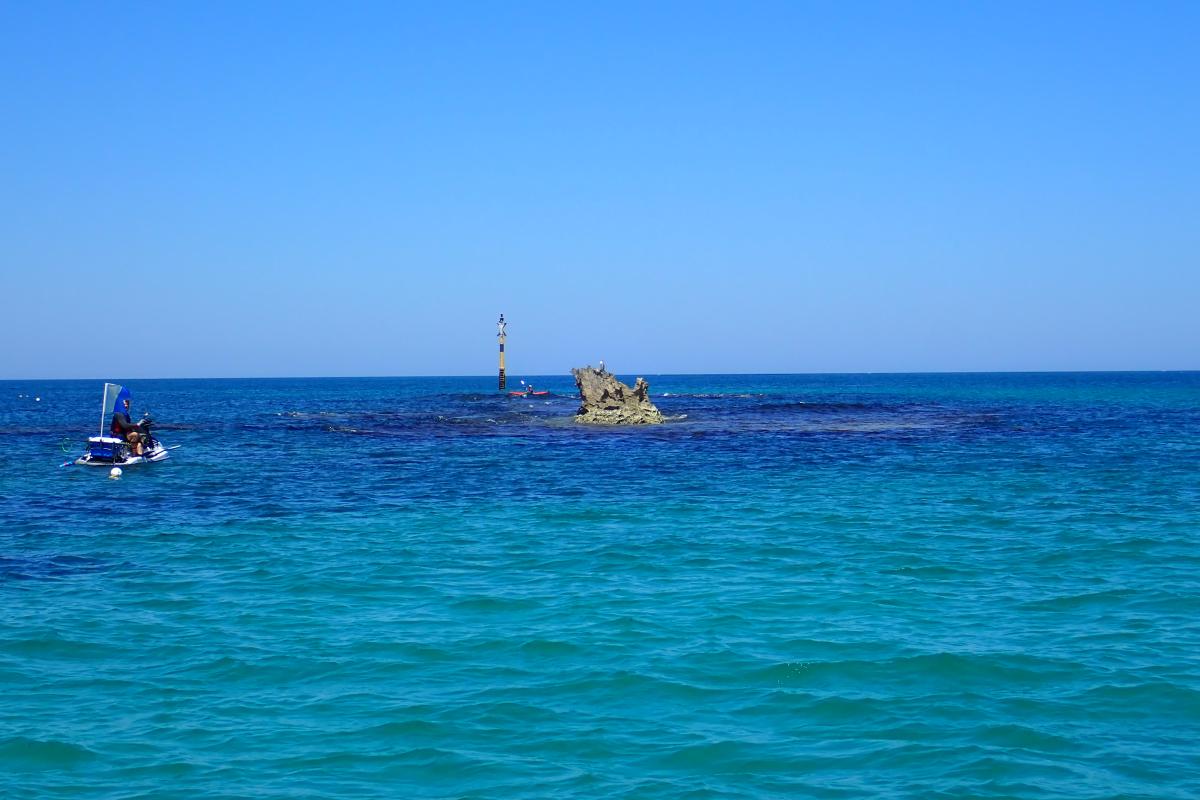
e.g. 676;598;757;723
497;314;507;391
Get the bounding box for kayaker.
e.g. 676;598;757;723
110;397;146;456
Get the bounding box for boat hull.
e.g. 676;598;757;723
75;436;170;467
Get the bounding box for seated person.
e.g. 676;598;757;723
110;398;146;456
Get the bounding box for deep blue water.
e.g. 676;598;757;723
1;373;1198;799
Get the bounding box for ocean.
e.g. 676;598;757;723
1;372;1197;799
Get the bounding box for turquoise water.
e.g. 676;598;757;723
2;373;1198;798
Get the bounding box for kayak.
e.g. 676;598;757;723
509;391;550;397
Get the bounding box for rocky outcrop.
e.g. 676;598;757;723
571;365;664;425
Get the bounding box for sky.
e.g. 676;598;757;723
1;1;1197;379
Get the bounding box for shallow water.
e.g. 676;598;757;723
2;373;1198;798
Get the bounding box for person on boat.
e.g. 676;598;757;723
110;397;146;457
525;385;535;396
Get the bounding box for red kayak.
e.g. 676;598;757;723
509;390;550;397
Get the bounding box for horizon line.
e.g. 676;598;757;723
3;368;1197;382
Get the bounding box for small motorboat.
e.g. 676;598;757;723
73;383;173;467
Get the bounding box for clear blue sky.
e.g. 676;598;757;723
2;1;1196;378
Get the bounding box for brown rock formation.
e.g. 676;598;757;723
570;365;664;425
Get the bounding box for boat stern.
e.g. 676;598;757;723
76;436;128;466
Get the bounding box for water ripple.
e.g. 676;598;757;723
1;373;1198;798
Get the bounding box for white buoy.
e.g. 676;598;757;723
35;397;41;402
109;467;122;479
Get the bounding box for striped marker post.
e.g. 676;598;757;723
497;314;507;390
